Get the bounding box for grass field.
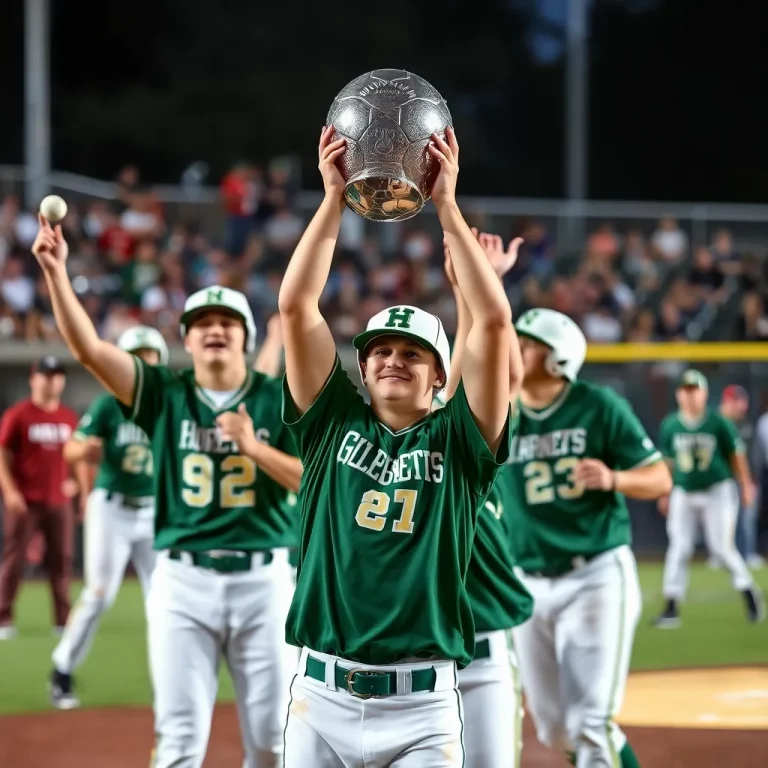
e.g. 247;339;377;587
0;562;767;716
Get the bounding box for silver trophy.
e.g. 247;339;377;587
327;69;452;222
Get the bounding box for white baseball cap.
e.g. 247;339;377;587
180;285;257;353
352;305;450;391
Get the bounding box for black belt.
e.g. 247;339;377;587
169;549;273;573
105;490;153;509
304;654;437;699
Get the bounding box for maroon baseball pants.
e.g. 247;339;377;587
0;503;73;627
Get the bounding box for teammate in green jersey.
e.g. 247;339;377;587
278;126;513;767
436;231;533;768
655;369;764;627
50;325;168;710
31;213;302;768
501;308;670;768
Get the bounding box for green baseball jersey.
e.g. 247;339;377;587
506;380;662;574
74;394;153;498
121;360;298;552
283;358;511;668
468;474;533;633
659;409;743;492
433;394;532;633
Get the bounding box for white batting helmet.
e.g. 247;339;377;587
352;305;451;391
117;325;169;365
180;285;257;353
515;308;587;381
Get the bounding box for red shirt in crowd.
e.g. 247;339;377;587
0;399;78;507
220;171;257;216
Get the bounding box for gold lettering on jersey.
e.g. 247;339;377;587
115;422;149;447
178;419;238;454
672;433;716;473
336;430;444;485
508;428;587;464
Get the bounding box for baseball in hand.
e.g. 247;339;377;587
39;195;68;223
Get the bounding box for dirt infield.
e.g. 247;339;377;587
1;703;767;768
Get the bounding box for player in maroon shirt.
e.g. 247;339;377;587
0;356;79;639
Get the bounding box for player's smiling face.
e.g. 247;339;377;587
363;335;443;405
184;310;246;366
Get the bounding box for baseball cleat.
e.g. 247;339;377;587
49;669;80;710
653;600;681;629
743;588;766;623
0;625;17;641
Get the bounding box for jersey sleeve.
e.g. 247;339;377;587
117;357;175;438
439;380;514;498
282;356;361;462
602;389;662;470
73;395;113;440
0;406;20;450
718;414;745;457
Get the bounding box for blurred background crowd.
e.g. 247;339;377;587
3;161;768;347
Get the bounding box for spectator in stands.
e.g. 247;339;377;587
622;229;660;293
737;291;768;340
140;255;188;328
518;220;554;279
626;308;656;341
24;276;58;342
586;222;621;264
1;256;35;318
121;238;160;305
220;161;262;256
687;245;728;305
655;297;687;340
710;228;741;276
651;216;688;262
120;186;164;241
582;292;623;343
115;165;141;213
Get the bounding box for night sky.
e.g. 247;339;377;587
4;0;768;201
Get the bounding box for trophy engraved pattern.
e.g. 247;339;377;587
327;69;452;222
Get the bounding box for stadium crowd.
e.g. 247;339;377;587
1;163;767;346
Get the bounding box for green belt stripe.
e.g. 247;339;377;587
304;654;437;697
168;549;273;573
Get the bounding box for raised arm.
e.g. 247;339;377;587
253;314;284;378
443;232;525;407
441;238;471;403
31;216;137;405
278;128;346;415
429;129;512;452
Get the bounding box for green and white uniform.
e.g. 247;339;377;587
119;286;297;768
51;394;156;677
659;408;754;601
124;360;298;768
508;304;662;767
434;391;532;768
52;324;168;685
282;354;511;768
